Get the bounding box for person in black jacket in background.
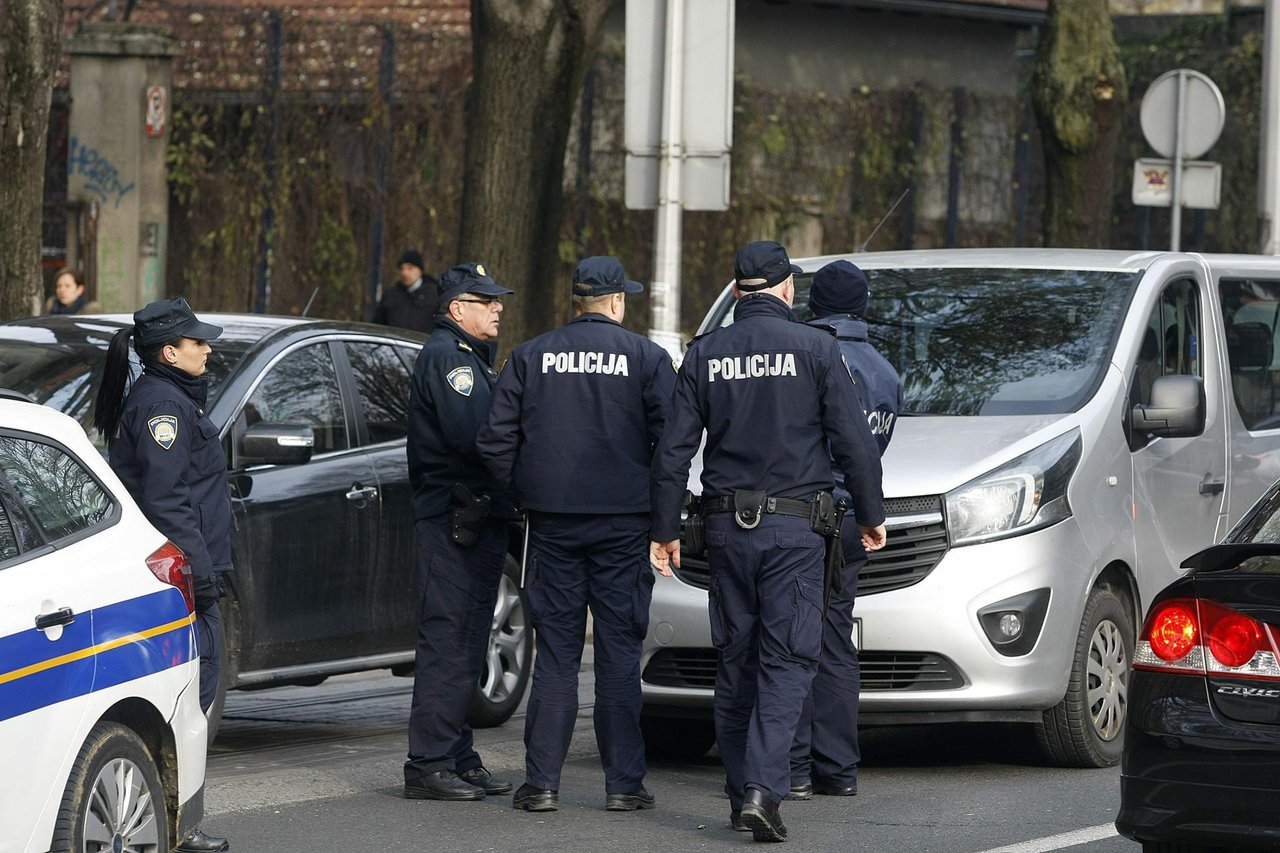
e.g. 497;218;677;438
373;248;437;332
478;256;675;813
403;262;518;802
94;297;230;853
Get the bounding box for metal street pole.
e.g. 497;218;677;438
1261;0;1280;254
649;0;685;361
1170;69;1186;252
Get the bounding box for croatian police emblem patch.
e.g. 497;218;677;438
447;366;474;396
148;415;178;450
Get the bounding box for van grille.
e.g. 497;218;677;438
672;495;949;596
642;648;963;692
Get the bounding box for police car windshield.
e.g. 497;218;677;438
712;266;1139;416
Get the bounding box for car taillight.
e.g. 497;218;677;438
1134;597;1280;680
146;541;195;614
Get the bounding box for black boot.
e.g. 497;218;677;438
785;781;813;801
404;769;485;801
174;829;229;853
512;782;559;812
605;785;655;811
739;788;787;843
458;765;513;795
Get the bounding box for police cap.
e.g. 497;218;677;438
438;262;515;303
572;256;644;297
133;297;223;347
808;259;870;318
734;241;802;292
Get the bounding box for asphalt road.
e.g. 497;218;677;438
204;658;1145;853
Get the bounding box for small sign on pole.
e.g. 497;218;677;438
1132;159;1222;210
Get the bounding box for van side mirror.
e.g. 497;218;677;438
1131;374;1205;439
240;423;315;466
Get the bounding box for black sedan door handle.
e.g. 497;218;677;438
346;485;378;502
1199;479;1225;496
35;607;75;630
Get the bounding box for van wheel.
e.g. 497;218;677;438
468;555;533;728
50;722;170;853
641;714;717;759
1035;586;1133;768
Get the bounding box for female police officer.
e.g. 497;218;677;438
93;297;231;853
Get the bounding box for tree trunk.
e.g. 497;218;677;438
459;0;612;348
1032;0;1127;249
0;0;63;319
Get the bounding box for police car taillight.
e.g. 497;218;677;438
146;541;195;614
1134;597;1280;680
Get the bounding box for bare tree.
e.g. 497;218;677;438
459;0;614;346
1032;0;1128;248
0;0;64;319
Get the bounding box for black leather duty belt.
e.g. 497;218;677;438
702;494;812;519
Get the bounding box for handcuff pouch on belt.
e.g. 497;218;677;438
681;490;705;554
733;490;768;530
450;483;492;547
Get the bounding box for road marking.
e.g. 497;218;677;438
975;823;1118;853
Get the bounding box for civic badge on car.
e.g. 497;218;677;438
447;366;474;396
148;415;178;450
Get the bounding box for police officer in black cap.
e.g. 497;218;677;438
403;262;518;801
649;241;887;843
477;256;675;813
789;259;902;801
94;297;230;853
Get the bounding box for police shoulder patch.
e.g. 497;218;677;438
148;414;179;450
447;365;475;396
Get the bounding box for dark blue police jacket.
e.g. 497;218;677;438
477;312;676;515
408;315;517;521
807;315;903;456
650;294;886;542
109;363;233;584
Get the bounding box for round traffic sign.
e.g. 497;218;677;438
1139;69;1225;159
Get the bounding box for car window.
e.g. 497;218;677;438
0;498;20;563
345;342;412;445
0;436;113;543
243;343;349;454
1220;278;1280;430
1133;279;1201;407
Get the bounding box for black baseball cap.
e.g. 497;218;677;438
133;297;223;347
734;241;802;291
572;256;644;297
438;262;514;302
808;259;870;318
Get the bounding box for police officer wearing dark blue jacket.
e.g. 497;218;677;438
403;263;519;802
649;241;888;843
790;259;903;801
477;256;675;813
94;297;230;853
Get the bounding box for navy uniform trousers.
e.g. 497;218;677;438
196;600;223;712
790;514;867;788
405;515;508;780
705;512;825;810
523;512;654;794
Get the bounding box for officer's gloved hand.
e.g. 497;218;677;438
193;575;224;614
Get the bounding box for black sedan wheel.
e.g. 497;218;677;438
468;556;533;728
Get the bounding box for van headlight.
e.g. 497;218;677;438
945;429;1082;546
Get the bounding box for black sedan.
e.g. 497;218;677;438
1116;481;1280;852
0;314;532;736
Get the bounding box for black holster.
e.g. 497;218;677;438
681;490;705;555
450;484;492;547
819;497;848;610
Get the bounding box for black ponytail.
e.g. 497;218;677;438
93;327;138;442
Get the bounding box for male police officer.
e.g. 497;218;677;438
650;241;888;843
478;256;674;812
790;259;903;800
404;262;518;801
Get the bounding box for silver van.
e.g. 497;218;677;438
640;248;1280;767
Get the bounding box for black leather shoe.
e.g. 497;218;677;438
813;778;858;797
175;829;230;853
605;785;655;811
512;783;559;812
785;782;813;801
458;765;513;795
404;769;485;801
739;788;787;843
730;810;751;832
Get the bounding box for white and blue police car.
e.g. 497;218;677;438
0;394;207;852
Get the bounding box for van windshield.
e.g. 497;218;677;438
710;267;1139;416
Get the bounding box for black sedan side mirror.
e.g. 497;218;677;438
1132;374;1205;439
241;423;314;467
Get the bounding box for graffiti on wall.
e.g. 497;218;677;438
69;137;135;208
